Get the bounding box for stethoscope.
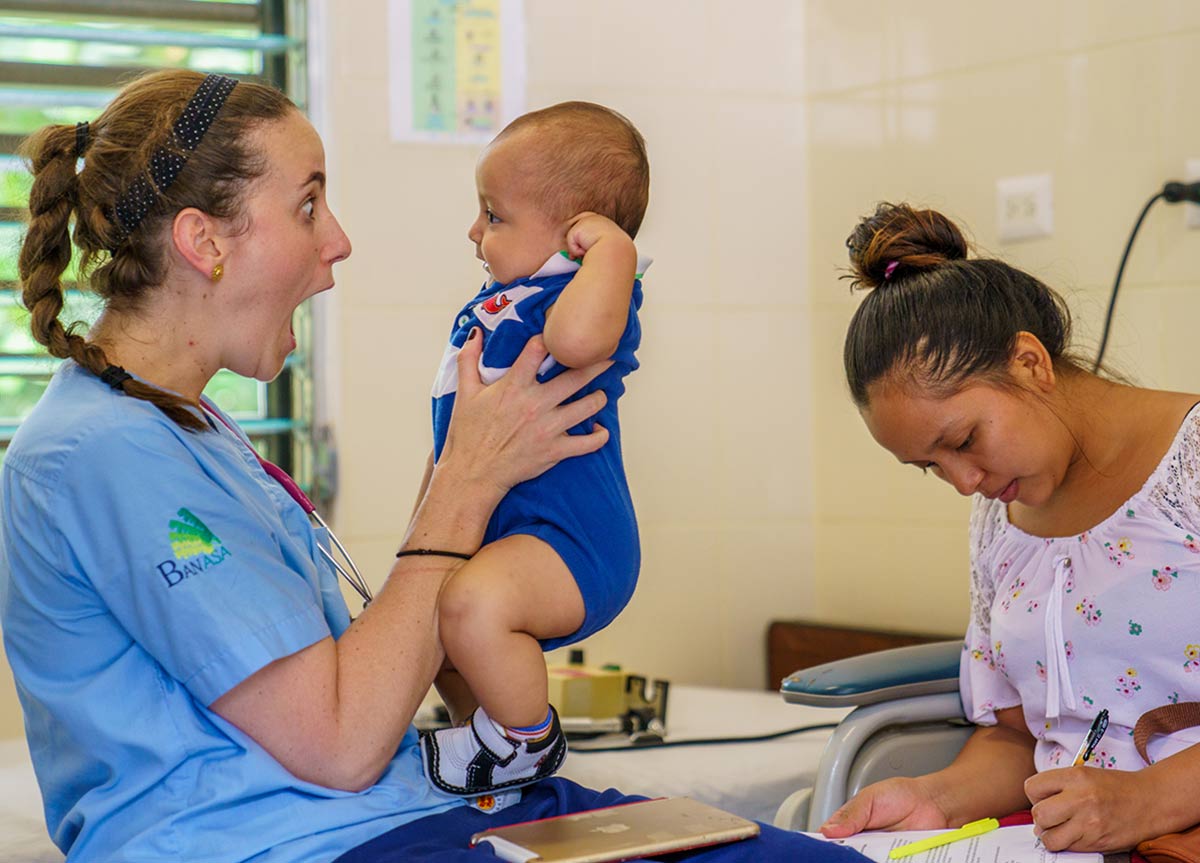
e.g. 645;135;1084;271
202;402;374;607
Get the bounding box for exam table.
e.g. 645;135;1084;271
0;684;851;860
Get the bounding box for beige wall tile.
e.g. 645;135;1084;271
712;306;815;523
526;0;713;93
1148;286;1200;395
332;304;446;540
1142;30;1200;286
809;303;966;527
1058;0;1174;52
548;524;728;685
710;95;808;307
556;521;817;689
327;1;390;80
1163;0;1200;31
714;522;819;687
706;0;806;96
893;0;1057;80
804;0;894;95
621;308;725;525
1103;283;1200;393
1052;49;1168;290
813;519;969;635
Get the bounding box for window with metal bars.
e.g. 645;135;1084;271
0;0;316;489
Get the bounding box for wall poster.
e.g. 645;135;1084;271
389;0;526;144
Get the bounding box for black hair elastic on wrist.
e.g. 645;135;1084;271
99;364;133;391
107;74;238;250
395;548;473;561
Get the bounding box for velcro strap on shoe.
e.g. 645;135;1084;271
470;706;518;764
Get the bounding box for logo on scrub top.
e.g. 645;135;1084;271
170;508;220;557
480;293;511;314
156;508;231;587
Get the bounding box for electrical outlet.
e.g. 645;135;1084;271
996;173;1053;242
1186;159;1200;229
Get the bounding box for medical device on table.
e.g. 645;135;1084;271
418;648;671;745
548;650;670;742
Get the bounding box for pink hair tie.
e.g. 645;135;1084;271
883;260;900;280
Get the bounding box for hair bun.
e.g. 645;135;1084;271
845;202;969;289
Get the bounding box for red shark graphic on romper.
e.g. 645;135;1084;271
481;293;512;314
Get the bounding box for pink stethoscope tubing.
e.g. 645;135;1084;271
202;402;373;606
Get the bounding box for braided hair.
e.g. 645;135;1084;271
17;69;292;430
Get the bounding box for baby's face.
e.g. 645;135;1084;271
467;135;565;284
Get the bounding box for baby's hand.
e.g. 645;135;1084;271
565;212;633;261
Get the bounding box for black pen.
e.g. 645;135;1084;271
1071;709;1109;766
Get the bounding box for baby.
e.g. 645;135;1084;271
420;101;650;797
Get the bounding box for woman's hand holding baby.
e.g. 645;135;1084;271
441;331;611;501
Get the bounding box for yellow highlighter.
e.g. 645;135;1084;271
888;818;1000;860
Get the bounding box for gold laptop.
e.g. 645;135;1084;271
468;796;761;863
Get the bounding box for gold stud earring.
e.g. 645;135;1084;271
210;263;224;282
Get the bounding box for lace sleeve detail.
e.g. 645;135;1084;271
968;494;1005;639
961;493;1020;724
1147;405;1200;534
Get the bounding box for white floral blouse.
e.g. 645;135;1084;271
962;404;1200;771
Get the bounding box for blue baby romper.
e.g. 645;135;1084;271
431;252;646;649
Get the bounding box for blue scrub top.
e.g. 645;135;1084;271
0;363;458;862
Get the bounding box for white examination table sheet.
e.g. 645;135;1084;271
0;685;846;860
560;684;849;824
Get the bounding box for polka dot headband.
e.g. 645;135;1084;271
107;74;239;251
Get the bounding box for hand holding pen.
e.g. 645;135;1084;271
1027;708;1131;852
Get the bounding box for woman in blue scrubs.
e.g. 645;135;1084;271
2;70;866;862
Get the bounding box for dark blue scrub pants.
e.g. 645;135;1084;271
333;779;870;862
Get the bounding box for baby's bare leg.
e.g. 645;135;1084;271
438;534;584;728
433;667;477;727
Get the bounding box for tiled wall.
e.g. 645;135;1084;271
806;0;1200;634
3;0;1198;738
322;0;817;690
281;0;1200;691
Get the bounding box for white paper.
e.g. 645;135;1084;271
802;825;1102;863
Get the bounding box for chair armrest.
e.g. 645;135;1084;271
780;639;963;707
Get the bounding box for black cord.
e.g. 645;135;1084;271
1092;191;1164;373
568;722;840;753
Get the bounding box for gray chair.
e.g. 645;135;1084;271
773;640;973;832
